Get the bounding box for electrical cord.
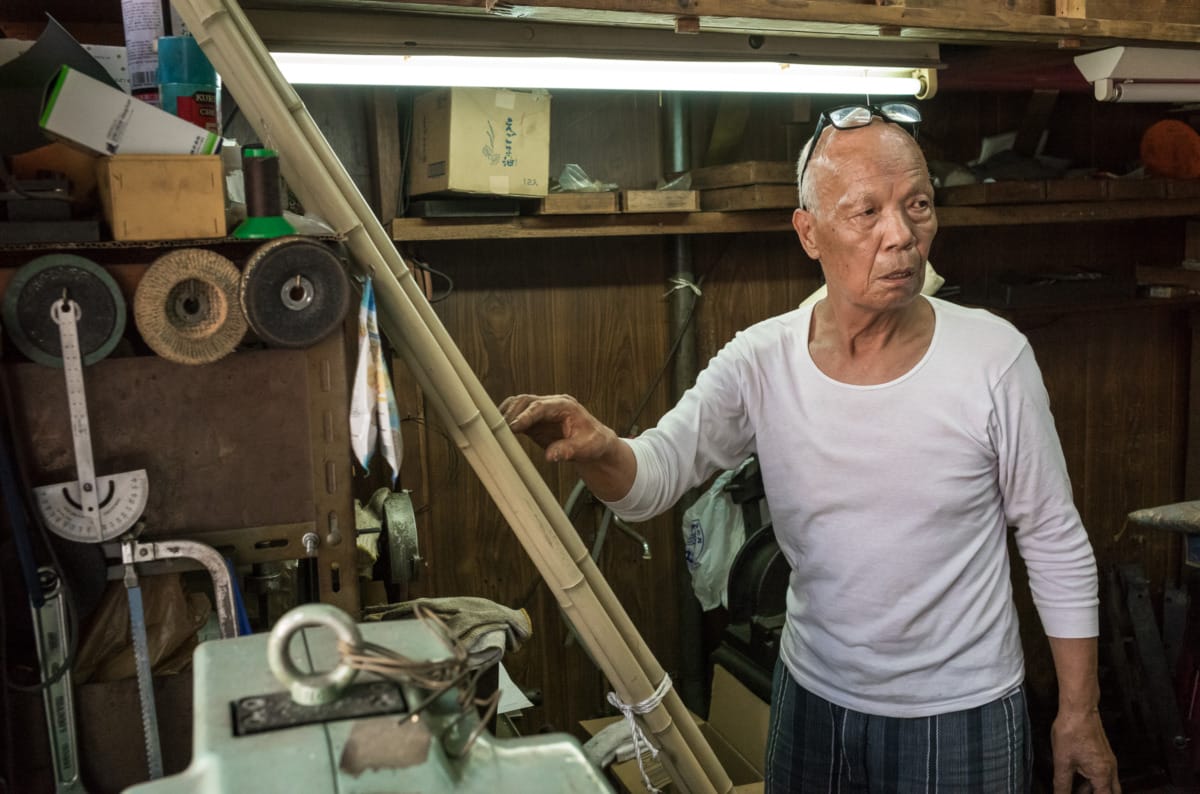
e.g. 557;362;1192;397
410;258;455;303
337;603;504;757
621;268;707;439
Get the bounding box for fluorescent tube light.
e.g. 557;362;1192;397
269;52;931;96
1075;47;1200;103
1093;79;1200;103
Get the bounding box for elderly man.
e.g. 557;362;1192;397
501;103;1119;792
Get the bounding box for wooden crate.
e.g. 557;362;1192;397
689;160;794;190
700;184;797;211
537;191;620;214
1107;179;1168;200
622;189;700;212
937;180;1047;206
1044;179;1109;202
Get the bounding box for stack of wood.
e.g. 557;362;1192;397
692;161;798;211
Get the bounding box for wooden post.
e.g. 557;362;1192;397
367;87;402;224
1055;0;1086;48
1056;0;1087;17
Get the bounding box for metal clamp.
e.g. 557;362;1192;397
126;538;239;639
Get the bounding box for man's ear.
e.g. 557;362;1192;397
792;208;821;260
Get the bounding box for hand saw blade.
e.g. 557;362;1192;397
125;578;164;780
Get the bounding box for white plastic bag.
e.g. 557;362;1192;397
681;458;754;610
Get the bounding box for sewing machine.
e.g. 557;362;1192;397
127;604;613;794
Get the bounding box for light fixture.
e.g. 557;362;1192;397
269;52;934;97
1074;46;1200;103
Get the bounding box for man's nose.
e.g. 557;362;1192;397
880;207;918;250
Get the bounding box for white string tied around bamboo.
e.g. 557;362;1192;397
662;276;701;299
606;673;674;793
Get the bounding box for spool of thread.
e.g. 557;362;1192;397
233;146;296;239
157;36;220;134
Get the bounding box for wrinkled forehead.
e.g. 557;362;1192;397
815;118;922;165
806;121;928;190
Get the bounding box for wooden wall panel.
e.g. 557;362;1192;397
407;236;687;733
1006;308;1190;700
548;91;664;191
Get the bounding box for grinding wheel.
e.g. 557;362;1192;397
1;253;126;367
239;236;351;349
133;249;247;365
726;525;789;624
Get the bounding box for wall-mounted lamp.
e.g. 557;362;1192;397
1074;46;1200;103
269;52;935;98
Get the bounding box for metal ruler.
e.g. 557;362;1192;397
32;298;148;543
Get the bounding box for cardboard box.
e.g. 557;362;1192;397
40;66;221;156
580;665;768;794
408;86;550;198
97;154;226;240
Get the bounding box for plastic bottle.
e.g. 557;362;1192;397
157;35;220;135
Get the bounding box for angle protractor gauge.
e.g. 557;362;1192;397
2;254;149;543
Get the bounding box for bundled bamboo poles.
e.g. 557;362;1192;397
171;1;733;792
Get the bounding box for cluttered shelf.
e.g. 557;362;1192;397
389;196;1200;242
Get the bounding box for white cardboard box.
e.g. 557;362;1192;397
408;86;550;198
39;66;220;156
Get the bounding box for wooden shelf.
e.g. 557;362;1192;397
977;295;1200;318
936;198;1200;228
391;198;1200;242
392;210;795;241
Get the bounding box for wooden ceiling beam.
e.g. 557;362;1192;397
382;0;1200;47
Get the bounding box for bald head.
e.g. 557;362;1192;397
797;119;928;216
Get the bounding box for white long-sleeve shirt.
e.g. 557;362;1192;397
605;296;1098;717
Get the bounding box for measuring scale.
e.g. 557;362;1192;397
33;297;149;542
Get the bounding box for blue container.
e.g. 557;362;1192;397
157;36;220;135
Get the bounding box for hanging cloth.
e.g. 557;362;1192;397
349;277;402;484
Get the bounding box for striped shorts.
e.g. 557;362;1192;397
764;659;1033;793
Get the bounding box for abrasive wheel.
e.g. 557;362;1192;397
239;236;351;349
1;253;126;367
133;249;247;365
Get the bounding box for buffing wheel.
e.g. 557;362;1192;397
1;253;126;367
133;248;247;365
239;236;351;349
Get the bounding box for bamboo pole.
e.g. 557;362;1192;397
208;7;733;788
173;1;729;791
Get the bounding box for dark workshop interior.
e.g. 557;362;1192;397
3;1;1200;792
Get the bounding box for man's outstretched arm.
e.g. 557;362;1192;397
500;393;637;502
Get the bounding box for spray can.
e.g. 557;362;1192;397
157;36;220;134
